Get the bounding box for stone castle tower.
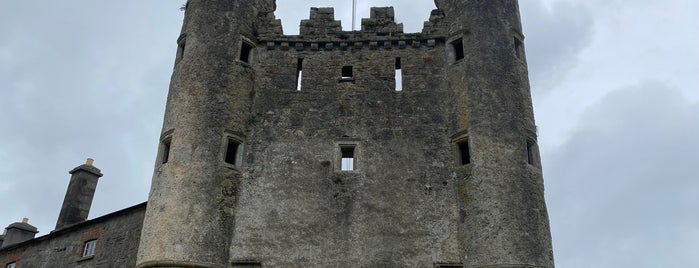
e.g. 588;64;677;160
137;0;554;267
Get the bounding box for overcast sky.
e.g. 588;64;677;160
1;1;697;267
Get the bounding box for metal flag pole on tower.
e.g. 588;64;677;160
352;0;357;31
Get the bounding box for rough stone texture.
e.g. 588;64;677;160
139;0;554;267
1;221;38;248
55;162;103;230
0;203;145;268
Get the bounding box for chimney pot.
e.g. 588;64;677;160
86;158;94;166
22;218;28;223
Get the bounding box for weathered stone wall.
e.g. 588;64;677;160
0;203;145;268
139;1;554;267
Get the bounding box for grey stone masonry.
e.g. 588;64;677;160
138;1;555;267
361;7;404;34
55;159;103;230
1;219;38;248
0;203;145;268
300;7;343;36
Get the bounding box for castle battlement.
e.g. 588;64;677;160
137;1;554;267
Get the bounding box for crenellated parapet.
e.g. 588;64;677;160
422;8;447;35
361;7;403;35
300;7;343;36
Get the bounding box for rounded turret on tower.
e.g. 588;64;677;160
437;0;554;267
136;1;277;267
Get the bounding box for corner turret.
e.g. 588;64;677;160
137;1;279;267
437;0;554;267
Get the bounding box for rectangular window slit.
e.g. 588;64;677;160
225;139;240;165
232;263;262;268
240;41;253;63
514;38;524;59
526;140;536;165
341;145;355;171
83;239;97;257
162;138;171;164
451;38;464;61
342;66;353;79
458;139;471;165
395;57;403;91
176;41;185;62
296;58;303;91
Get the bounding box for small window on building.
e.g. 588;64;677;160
240;41;254;63
232;262;262;268
83;239;97;257
176;40;186;63
6;262;16;268
161;138;172;164
526;139;537;166
514;37;524;60
457;139;471;165
451;38;464;61
340;145;355;171
395;57;403;91
225;138;241;165
296;58;303;91
341;66;353;79
435;264;463;268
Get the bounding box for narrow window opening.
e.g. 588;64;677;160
514;38;524;60
232;263;261;268
341;145;355;171
83;239;97;257
341;66;353;79
176;41;185;63
6;262;16;268
162;138;171;164
296;58;303;91
458;139;471;165
240;41;253;63
395;57;403;91
435;264;463;268
225;139;240;165
526;140;536;165
451;38;464;61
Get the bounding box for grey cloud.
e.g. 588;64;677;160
0;1;181;235
545;82;699;267
520;1;594;95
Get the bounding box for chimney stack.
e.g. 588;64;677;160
1;218;38;247
55;158;103;230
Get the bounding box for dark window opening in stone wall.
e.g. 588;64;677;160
6;262;16;268
82;239;97;257
231;262;261;268
176;40;185;63
240;41;254;63
515;37;524;60
225;139;240;165
451;38;464;61
458;139;471;165
341;145;355;171
296;58;303;91
161;138;171;164
395;57;403;91
435;264;464;268
526;139;536;165
342;66;353;79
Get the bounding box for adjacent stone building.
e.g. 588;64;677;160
1;1;554;267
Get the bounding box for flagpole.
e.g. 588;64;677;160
352;0;357;31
